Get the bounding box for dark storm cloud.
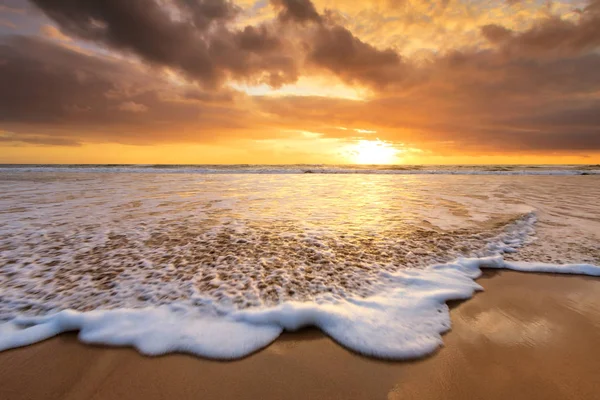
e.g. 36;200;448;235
269;0;408;88
29;0;295;87
481;0;600;56
271;0;321;23
308;25;405;88
480;24;513;43
175;0;240;30
208;24;297;87
235;25;281;52
0;35;264;144
0;35;134;125
14;0;390;94
28;0;404;89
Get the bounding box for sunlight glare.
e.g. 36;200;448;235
351;140;400;164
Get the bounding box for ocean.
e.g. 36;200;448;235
0;165;599;359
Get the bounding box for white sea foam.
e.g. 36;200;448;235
0;172;598;359
1;256;598;359
0;307;283;358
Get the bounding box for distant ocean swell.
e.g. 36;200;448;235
0;164;599;175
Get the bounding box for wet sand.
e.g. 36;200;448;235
0;271;599;400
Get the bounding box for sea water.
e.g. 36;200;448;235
0;166;599;359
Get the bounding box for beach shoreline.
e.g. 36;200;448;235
1;270;598;400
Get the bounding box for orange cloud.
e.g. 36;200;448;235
40;24;71;42
0;0;599;163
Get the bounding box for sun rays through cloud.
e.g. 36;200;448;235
0;0;599;163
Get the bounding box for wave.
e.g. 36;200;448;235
0;256;598;359
0;173;598;360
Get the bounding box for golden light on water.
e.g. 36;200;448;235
351;140;400;164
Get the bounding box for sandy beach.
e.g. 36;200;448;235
1;270;598;400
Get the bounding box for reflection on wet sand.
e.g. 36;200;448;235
388;271;600;400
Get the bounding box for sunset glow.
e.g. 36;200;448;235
0;0;599;164
350;140;400;165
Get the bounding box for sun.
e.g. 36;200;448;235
350;140;399;164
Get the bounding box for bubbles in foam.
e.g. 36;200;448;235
0;172;599;359
1;256;598;359
0;211;539;319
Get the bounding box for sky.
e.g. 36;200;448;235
0;0;599;164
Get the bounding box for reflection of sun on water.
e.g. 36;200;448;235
351;140;399;164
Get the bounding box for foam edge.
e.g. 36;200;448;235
0;256;598;360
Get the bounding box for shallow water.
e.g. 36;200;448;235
0;171;599;358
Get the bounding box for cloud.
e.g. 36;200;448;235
29;0;296;88
253;47;600;155
0;19;16;29
0;5;26;14
0;35;271;145
481;1;600;57
308;24;405;88
40;24;71;41
28;0;413;90
118;101;148;113
481;24;513;43
1;0;599;158
271;0;321;23
0;130;81;146
271;0;411;88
